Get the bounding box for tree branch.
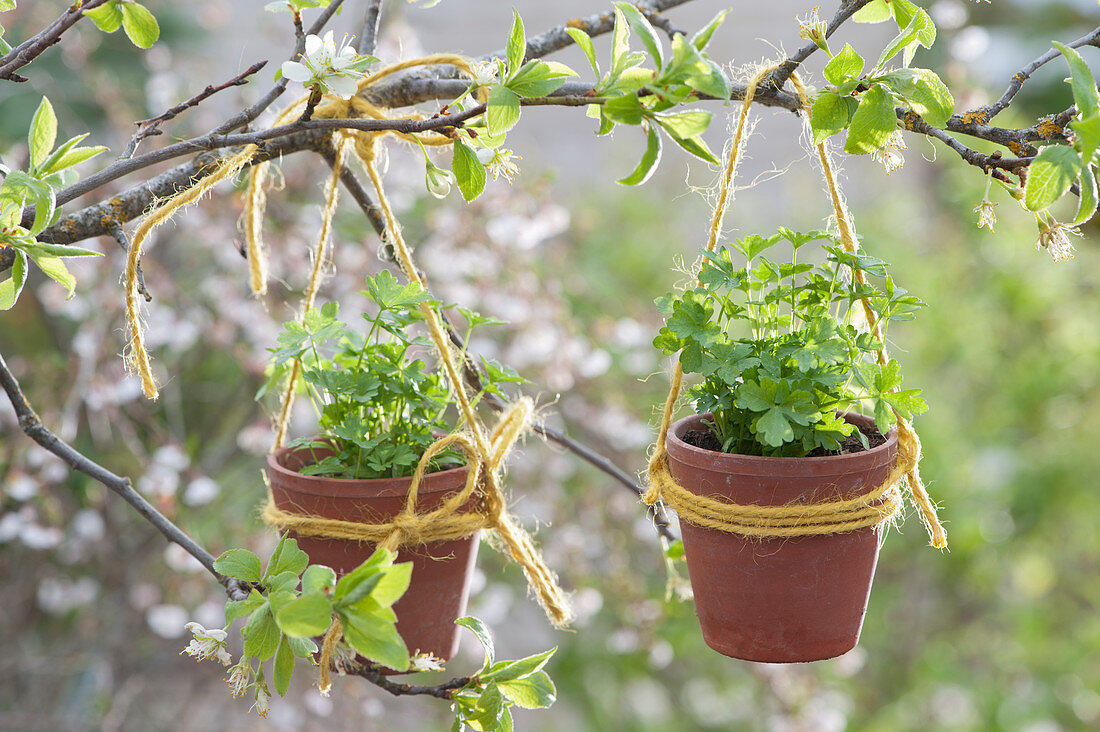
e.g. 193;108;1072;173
358;0;384;56
0;348;250;601
0;0;111;82
769;0;875;91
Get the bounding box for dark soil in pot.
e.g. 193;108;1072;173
666;412;898;663
267;443;480;670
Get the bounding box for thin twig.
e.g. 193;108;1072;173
0;0;111;82
0;349;250;601
121;61;268;160
974;26;1100;122
349;662;472;699
108;223;152;302
358;0;384;56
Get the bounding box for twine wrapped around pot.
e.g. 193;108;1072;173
643;65;947;548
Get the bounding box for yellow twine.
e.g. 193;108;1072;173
123;148;256;399
318;615;342;696
272;136;349;450
644;67;947;548
244;162;270;296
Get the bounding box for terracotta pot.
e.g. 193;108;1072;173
267;443;479;667
666;413;898;663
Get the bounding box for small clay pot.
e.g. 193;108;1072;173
267;442;479;667
666;413;897;663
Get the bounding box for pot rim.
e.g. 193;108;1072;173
267;441;470;499
665;412;898;478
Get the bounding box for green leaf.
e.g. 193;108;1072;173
874;7;934;70
214;548;263;582
485;85;521;135
1075;165;1098;225
0;1;15;13
602;94;645;125
565;28;599;77
340;609;409;671
481;648;556;683
274;593;333;637
756;407;795;447
452;139;486;201
1053;41;1100;119
85;2;124;33
225;589;265;625
506;9;526;77
273;636;295;697
615;2;664;67
286;634;319;658
506;60;572;98
498;671;557;709
619;124;662;185
0;250;28;311
1024;145;1083;211
853;0;891;23
43;144;108;176
264;535;310;581
824;44;864;86
301;565;337;595
25;252;75;298
659;127;720;164
456;616;495;669
243;605;282;661
691;10;728;51
907;68;954;127
811;90;854;145
28;97;57;170
120;2;159;49
844;84;897;154
610;6;630;76
653;110;712;139
367;562;412;608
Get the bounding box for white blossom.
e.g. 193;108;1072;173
476;147;522;183
973;199;997;232
181;622;232;666
225;661;253;698
410;652;446;672
871;129;907;174
1036;219;1079;263
469;60;499;88
281;32;374;100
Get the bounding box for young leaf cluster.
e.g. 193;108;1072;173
444;10;577;201
1023;43;1100;226
84;0;161;49
654;229;927;457
570;4;731;184
449;617;557;732
214;536;413;705
260;271;525;479
809;0;954;155
1;97;106;310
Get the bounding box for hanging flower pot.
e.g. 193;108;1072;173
267;441;479;665
665;412;897;663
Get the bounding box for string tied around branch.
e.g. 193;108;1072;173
643;64;947;548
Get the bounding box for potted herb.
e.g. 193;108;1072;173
260;271;522;667
652;228;928;662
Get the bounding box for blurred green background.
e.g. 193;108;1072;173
2;1;1099;730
